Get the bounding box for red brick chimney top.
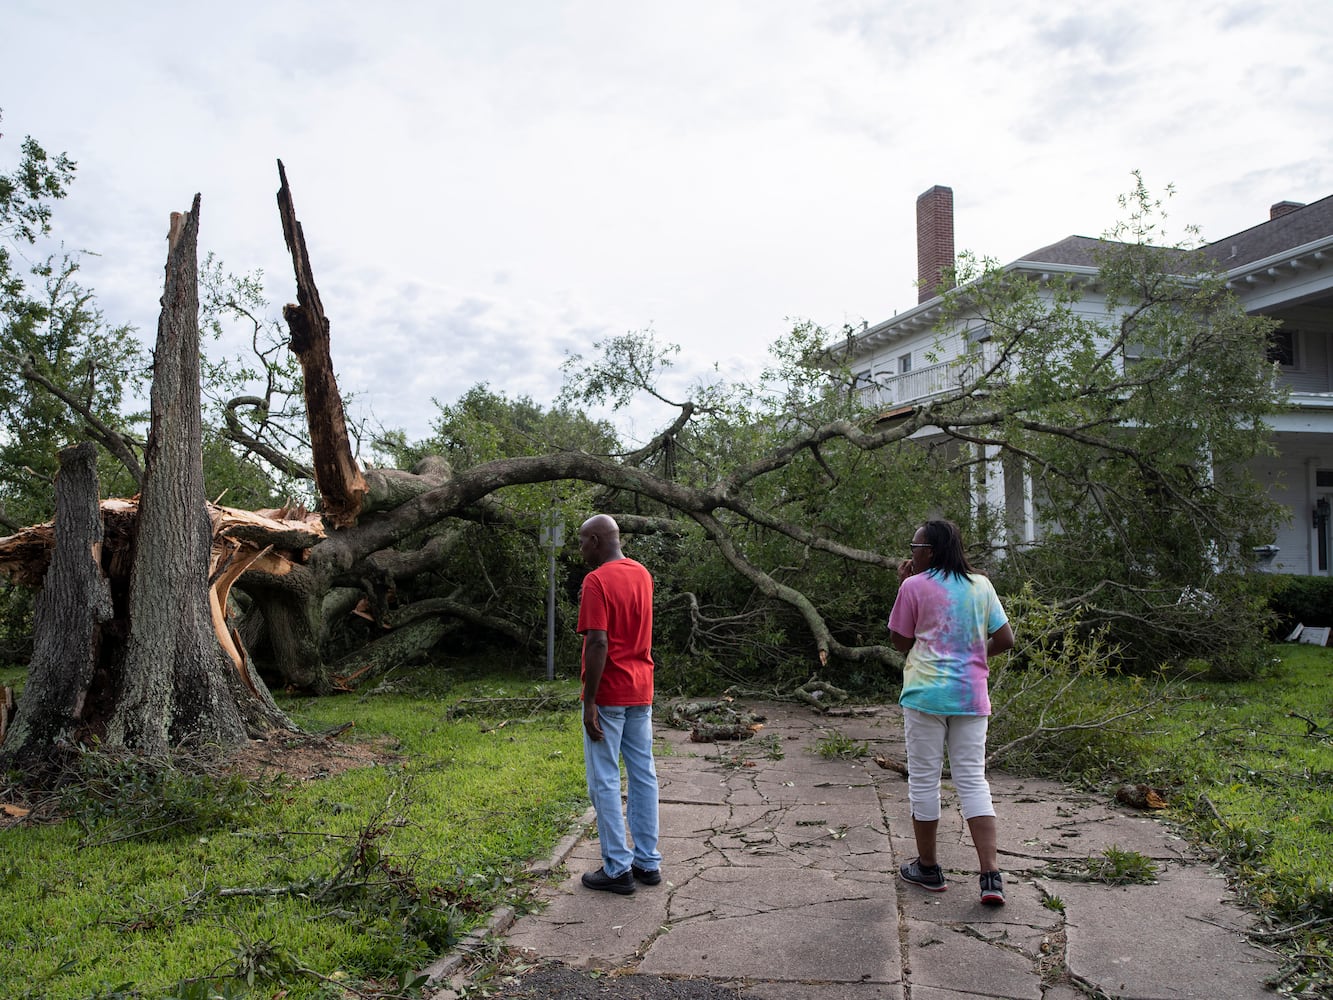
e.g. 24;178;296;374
917;185;955;304
1271;200;1305;220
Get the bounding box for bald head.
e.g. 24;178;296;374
578;514;623;568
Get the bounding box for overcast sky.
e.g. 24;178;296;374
5;0;1331;445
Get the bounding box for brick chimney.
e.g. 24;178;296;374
916;185;955;303
1271;200;1305;220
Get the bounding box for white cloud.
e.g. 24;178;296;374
4;0;1332;445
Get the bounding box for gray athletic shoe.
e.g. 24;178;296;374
899;858;947;892
980;870;1005;906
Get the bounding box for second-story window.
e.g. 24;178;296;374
898;353;912;374
1268;329;1298;368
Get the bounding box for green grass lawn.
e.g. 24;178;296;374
1143;644;1333;925
0;668;590;999
988;639;1333;993
2;645;1331;997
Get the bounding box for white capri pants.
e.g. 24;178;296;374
902;707;995;822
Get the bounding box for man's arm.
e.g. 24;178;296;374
582;629;609;742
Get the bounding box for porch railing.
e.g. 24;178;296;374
859;346;1001;409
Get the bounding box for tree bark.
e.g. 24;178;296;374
0;442;112;771
107;200;294;755
276;160;367;528
329;616;452;691
234;566;332;692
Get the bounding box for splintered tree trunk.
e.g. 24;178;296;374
107;199;292;754
276;159;368;529
0;443;113;771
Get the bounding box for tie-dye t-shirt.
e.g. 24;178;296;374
888;568;1008;716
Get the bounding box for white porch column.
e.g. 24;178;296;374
976;442;1009;554
1010;451;1036;548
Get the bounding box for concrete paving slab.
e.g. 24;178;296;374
734;983;904;1000
657;766;733;805
670;864;887;909
458;700;1283;1000
911;987;1035;1000
904;915;1043;998
639;895;899;983
997;787;1195;863
1035;988;1089;1000
660;801;738;836
503;868;671;969
1053;866;1276;1000
895;867;1061;935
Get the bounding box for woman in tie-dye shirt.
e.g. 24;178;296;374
888;519;1014;906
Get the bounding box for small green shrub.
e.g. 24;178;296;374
1043;846;1157;886
1265;575;1333;638
751;733;785;760
1086;846;1158;885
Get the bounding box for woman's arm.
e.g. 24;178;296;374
986;622;1014;658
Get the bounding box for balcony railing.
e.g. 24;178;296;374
858;346;1001;409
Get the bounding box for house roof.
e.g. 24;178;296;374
1015;235;1108;268
1016;195;1333;273
1204;192;1333;268
844;189;1333;361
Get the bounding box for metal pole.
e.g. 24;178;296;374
546;532;556;680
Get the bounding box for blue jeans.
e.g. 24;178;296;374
583;704;661;877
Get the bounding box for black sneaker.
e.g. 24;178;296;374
632;865;662;885
581;867;635;894
980;870;1005;906
899;858;947;892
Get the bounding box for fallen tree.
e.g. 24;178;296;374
0;168;1290;772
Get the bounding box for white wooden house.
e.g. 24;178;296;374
841;186;1333;575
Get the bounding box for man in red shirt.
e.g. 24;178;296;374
576;513;662;894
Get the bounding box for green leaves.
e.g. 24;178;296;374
0;116;76;302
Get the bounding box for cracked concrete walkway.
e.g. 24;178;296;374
497;701;1279;999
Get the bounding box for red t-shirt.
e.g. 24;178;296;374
577;558;654;706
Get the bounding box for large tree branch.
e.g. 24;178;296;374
386;596;531;648
619;401;695;467
16;354;144;485
360;455;452;513
688;510;898;669
223;396;315;480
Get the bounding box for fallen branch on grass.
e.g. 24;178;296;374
445;695;580;720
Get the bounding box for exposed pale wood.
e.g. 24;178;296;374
0;499;324;587
207;539;275;693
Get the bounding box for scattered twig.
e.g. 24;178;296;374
1247;915;1333;943
872;755;909;776
446;695;578;720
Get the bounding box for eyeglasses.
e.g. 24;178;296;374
909;542;932;550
